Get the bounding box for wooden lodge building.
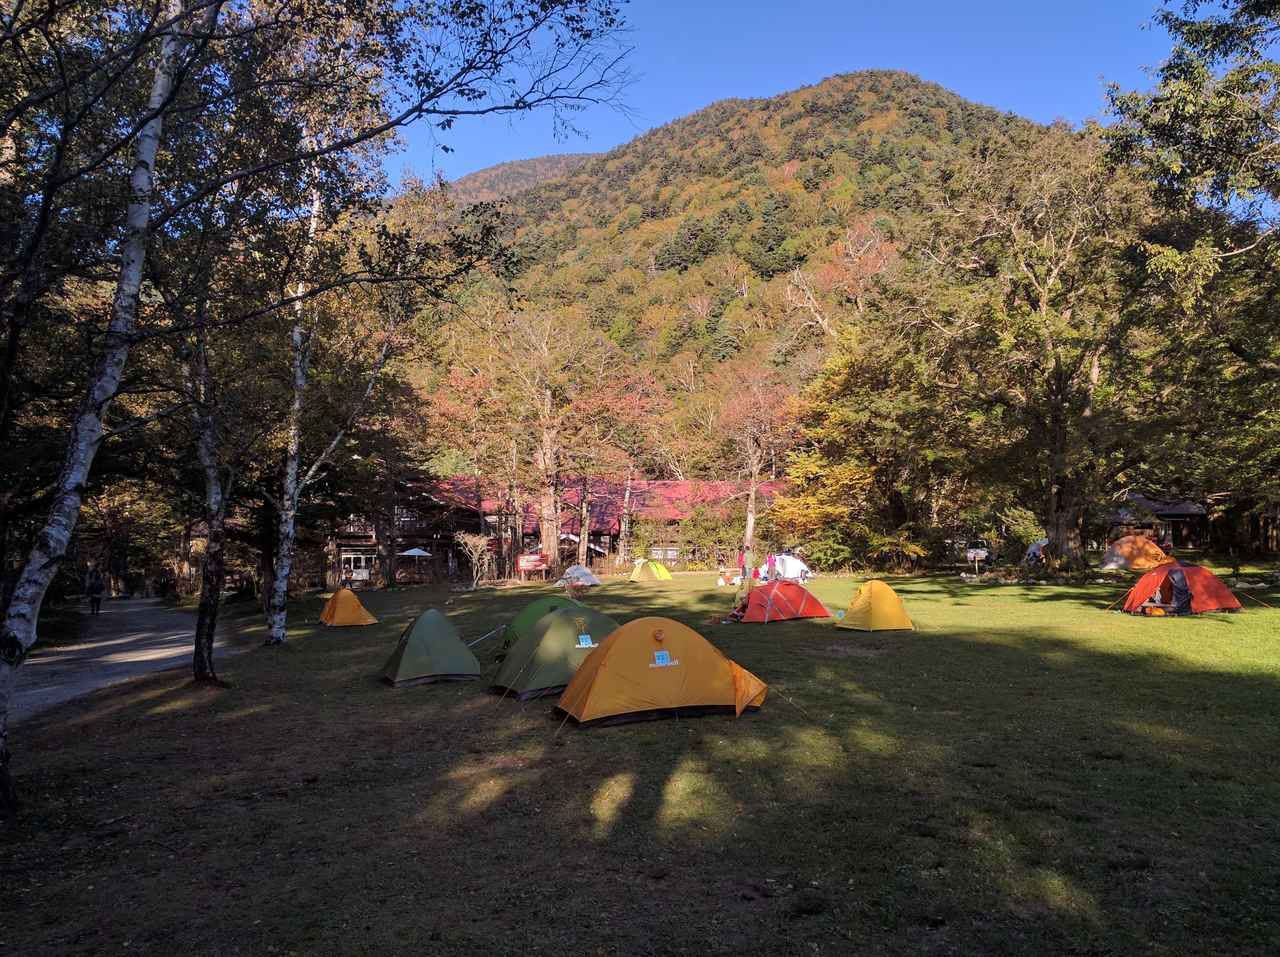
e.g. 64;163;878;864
328;477;781;586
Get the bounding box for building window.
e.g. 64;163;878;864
340;550;377;581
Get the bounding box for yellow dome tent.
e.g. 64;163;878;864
629;559;672;582
837;580;913;632
319;587;378;626
556;616;768;724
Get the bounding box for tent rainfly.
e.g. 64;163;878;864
382;609;480;686
838;580;914;632
558;564;601;587
556;617;768;725
1100;535;1170;572
629;559;672;582
736;581;830;623
1122;562;1241;616
757;554;813;581
320;587;378;626
491;605;620;699
505;595;583;649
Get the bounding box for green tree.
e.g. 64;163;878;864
889;126;1176;564
1108;0;1280;539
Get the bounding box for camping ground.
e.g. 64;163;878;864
5;573;1280;956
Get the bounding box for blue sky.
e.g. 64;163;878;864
396;0;1174;183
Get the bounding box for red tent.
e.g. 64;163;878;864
1122;562;1241;615
739;581;831;623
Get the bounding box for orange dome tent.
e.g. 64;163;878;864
1100;535;1171;572
737;580;830;623
556;617;768;725
319;587;378;626
1122;562;1241;616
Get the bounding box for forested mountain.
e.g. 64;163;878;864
428;68;1279;564
498;71;1031;372
431;71;1038;536
449;153;595;205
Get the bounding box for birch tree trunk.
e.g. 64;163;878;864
263;286;396;645
264;174;322;646
577;483;590;567
0;0;193;813
618;470;633;565
744;472;759;552
264;319;307;645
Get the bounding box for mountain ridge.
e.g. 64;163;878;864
449;153;596;205
493;70;1035;358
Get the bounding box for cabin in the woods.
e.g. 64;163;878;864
1107;492;1208;547
327;477;781;585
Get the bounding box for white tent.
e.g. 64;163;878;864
558;564;601;587
757;554;813;582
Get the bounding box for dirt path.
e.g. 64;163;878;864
12;598;250;724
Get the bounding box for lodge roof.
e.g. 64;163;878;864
1112;491;1207;523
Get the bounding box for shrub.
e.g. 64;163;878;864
999;507;1046;561
865;528;927;571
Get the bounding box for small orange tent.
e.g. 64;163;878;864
556;617;768;725
738;581;830;623
319;587;378;626
1100;535;1171;572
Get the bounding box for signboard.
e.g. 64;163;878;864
517;554;549;572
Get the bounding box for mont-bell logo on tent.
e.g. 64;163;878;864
649;649;679;668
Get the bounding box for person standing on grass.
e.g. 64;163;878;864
87;571;105;616
766;551;777;581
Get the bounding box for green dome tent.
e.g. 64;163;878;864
492;605;620;699
506;595;582;647
382;609;481;687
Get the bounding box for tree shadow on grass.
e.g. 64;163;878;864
6;596;1280;956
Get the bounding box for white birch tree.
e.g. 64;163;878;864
0;0;630;811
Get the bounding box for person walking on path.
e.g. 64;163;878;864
87;571;105;616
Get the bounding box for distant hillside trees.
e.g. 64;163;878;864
449;153;596;206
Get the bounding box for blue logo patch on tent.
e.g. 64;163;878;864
651;650;677;668
576;634;596;648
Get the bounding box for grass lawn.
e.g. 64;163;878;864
5;572;1280;955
